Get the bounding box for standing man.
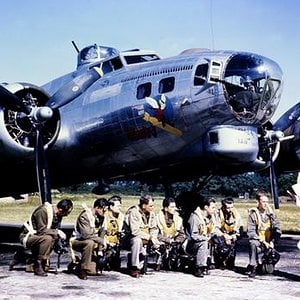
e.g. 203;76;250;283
70;198;109;280
214;197;242;269
19;199;73;277
124;194;160;278
185;197;217;278
247;190;281;277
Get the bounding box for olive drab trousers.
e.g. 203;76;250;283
26;234;55;261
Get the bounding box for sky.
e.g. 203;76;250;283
1;0;300;121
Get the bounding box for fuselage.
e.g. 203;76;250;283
0;45;284;193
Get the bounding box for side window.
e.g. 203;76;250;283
90;57;123;74
194;64;208;86
159;77;175;93
102;61;113;74
111;57;123;70
137;82;151;99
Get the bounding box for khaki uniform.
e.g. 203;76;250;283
104;210;124;246
216;207;242;238
156;210;185;244
213;207;242;268
185;207;217;268
124;205;158;269
70;206;105;273
247;205;281;267
19;202;61;262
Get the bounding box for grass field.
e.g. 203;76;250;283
0;193;299;233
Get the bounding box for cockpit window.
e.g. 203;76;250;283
124;54;160;65
102;61;113;73
90;57;123;75
110;57;123;70
223;53;282;123
194;64;208;86
77;44;119;68
81;45;99;61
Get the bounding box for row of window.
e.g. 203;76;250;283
135;63;209;99
136;77;175;99
90;57;209;100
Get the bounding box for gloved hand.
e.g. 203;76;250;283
151;237;163;249
93;237;107;250
262;240;274;249
57;229;66;240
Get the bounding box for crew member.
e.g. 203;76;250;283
70;198;109;280
103;195;124;270
156;197;185;270
214;197;242;269
157;197;185;244
229;76;260;113
19;199;73;276
185;197;217;277
124;194;160;278
247;190;281;277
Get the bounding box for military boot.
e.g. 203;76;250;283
78;269;88;280
34;260;48;277
248;265;257;278
41;259;50;272
129;266;141;278
204;266;210;275
194;266;204;278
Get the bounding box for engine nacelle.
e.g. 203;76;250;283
204;125;259;163
0;82;60;160
275;121;300;173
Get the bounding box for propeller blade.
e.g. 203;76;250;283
269;147;280;209
35;128;52;204
0;85;30;114
45;67;103;109
0;86;54;204
273;102;300;132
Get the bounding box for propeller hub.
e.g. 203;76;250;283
31;107;53;123
273;130;284;140
265;130;284;141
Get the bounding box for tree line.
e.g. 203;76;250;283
63;172;298;200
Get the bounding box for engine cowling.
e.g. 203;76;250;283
274;121;300;173
0;82;60;159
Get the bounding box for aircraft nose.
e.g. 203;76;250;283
223;53;283;124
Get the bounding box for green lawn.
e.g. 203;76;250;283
0;193;299;233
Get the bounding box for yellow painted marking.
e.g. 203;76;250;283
143;112;182;136
93;66;104;77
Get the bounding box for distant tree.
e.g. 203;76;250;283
198;172;297;198
277;172;298;195
59;172;297;198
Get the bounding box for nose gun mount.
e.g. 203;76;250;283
221;53;283;125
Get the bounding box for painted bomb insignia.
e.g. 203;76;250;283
143;94;182;136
